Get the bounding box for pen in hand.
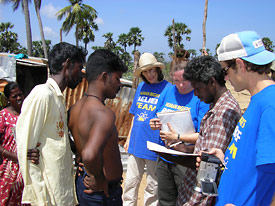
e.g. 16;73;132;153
169;141;184;148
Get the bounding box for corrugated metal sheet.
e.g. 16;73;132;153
64;78;88;110
64;78;136;140
105;85;135;138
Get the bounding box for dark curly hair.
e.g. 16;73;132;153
48;42;86;75
183;56;226;86
86;49;128;82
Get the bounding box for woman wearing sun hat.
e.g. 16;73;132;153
123;52;172;206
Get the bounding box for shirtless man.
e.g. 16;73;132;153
69;49;128;205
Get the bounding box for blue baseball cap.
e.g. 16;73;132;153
217;31;275;65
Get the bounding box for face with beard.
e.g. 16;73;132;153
105;71;123;99
191;81;215;104
67;62;84;89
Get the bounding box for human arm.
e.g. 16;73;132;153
254;108;275;205
0;110;40;164
0;145;17;162
0;143;40;164
159;122;198;144
124;115;134;152
0;111;18;162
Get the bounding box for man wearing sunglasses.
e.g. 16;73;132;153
214;31;275;205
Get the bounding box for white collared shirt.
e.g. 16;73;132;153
16;78;77;206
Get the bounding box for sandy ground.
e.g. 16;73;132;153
122;172;146;206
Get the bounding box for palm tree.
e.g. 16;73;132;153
202;0;208;55
34;0;48;58
102;32;116;51
188;49;197;59
164;22;191;51
1;0;32;56
0;22;22;53
262;37;275;52
153;52;165;63
77;18;98;53
117;33;129;52
128;27;144;52
56;0;97;47
215;43;220;58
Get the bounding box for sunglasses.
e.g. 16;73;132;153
222;65;230;75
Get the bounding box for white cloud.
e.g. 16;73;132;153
33;35;40;41
43;26;57;37
41;3;60;19
95;17;104;25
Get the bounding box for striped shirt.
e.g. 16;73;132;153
176;90;242;206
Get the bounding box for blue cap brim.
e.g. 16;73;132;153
241;50;275;65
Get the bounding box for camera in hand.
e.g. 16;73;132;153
194;152;222;196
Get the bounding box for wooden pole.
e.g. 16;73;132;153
202;0;208;55
172;19;177;57
60;28;63;42
132;50;140;89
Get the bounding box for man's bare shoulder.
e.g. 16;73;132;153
69;98;85;123
80;98;115;122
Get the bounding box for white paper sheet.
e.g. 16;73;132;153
147;141;198;156
157;110;195;135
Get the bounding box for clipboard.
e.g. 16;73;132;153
156;109;195;135
147;141;198;156
147;141;198;169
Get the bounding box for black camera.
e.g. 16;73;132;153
194;152;222;196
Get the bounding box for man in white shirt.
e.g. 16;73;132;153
16;42;86;206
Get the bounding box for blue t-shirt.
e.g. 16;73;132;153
155;86;209;162
216;85;275;206
156;86;209;134
128;80;172;161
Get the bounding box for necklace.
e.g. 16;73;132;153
84;93;105;105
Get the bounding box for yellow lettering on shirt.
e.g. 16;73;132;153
229;143;238;159
136;102;156;111
239;116;246;128
164;103;190;111
142;104;156;111
137;102;143;109
140;92;159;97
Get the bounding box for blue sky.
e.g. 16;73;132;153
1;0;275;60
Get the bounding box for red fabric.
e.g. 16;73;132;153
0;108;24;206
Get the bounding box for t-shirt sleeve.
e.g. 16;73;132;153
129;83;142;115
256;107;275;166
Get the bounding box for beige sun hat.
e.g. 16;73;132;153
134;52;165;77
